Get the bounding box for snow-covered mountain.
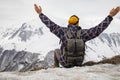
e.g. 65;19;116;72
1;23;43;41
0;20;120;61
0;21;60;56
85;33;120;62
0;16;120;71
0;18;120;71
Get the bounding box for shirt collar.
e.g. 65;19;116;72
68;24;81;30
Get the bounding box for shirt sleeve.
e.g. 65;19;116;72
81;15;113;42
39;13;65;39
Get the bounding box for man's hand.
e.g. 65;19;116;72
109;6;120;17
34;4;42;14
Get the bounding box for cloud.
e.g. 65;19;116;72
0;0;120;27
0;0;37;26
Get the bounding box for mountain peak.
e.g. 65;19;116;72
3;22;44;42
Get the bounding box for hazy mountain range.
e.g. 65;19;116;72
0;18;119;71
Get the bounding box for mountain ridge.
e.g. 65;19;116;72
0;22;119;71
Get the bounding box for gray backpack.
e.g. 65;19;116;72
63;28;85;67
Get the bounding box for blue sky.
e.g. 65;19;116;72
0;0;120;28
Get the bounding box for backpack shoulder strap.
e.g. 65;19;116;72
77;29;81;39
67;28;73;39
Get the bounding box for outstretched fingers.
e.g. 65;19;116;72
115;7;120;12
109;6;120;17
34;4;42;14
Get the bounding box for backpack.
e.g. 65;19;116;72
63;28;85;67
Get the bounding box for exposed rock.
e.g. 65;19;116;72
0;49;42;71
44;50;54;67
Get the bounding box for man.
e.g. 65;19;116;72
34;4;120;68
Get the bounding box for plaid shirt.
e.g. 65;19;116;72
39;13;113;65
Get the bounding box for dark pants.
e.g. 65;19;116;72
54;49;60;67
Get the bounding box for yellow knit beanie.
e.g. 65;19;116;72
68;15;79;25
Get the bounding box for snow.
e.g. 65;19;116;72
0;21;60;56
0;64;120;80
84;35;120;63
0;19;120;62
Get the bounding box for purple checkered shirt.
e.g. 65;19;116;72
39;13;113;66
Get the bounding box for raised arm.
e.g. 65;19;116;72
82;7;120;42
34;4;64;38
